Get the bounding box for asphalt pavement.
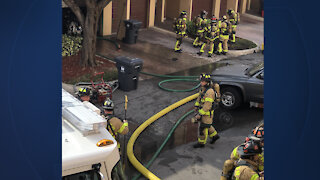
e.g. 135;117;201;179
108;53;264;179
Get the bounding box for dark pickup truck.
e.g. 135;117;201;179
212;62;264;109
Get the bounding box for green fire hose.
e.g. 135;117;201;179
131;109;195;180
95;54;200;92
138;71;200;92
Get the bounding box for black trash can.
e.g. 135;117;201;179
115;56;143;91
123;20;142;44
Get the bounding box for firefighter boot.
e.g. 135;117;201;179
193;143;205;148
210;135;220;144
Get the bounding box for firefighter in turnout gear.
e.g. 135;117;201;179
76;87;91;102
192;73;220;148
227;9;240;43
232;140;264;180
220;124;264;180
197;16;219;57
102;98;129;149
193;10;208;47
218;16;232;55
174;11;187;53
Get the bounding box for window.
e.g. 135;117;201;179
63;170;101;180
247;62;264;76
257;71;264;80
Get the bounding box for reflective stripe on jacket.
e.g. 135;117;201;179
194;87;215;116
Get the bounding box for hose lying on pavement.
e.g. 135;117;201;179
96;36;121;50
127;93;199;180
95;54;200;92
132;109;195;180
139;72;200;92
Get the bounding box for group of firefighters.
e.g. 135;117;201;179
174;9;239;57
76;73;263;180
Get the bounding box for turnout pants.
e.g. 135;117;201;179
198;115;218;144
230;25;237;43
193;30;204;46
175;33;185;51
218;35;229;53
200;37;218;55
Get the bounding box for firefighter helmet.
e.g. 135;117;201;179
200;73;211;82
227;9;234;15
103;98;114;110
238;140;262;158
78;87;90;97
200;10;208;18
211;16;217;23
222;15;227;21
180;11;187;16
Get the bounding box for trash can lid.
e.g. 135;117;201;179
124;19;142;25
115;56;143;66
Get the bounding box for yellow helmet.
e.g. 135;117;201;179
78;87;90;97
200;73;211;82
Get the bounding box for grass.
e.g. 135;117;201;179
228;37;257;50
65;69;118;84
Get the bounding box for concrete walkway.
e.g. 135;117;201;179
95;13;263;79
236;13;264;46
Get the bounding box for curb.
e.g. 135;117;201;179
241;13;264;22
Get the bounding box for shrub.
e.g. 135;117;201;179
186;20;197;38
62;34;83;57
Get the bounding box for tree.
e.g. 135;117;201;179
63;0;112;67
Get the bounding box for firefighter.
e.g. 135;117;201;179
192;73;220;148
102;98;129;180
174;11;188;53
227;9;239;43
217;16;231;55
197;16;219;57
233;140;264;180
102;98;129;149
193;10;208;47
220;124;264;180
76;87;91;102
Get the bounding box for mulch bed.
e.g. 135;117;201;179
62;51;117;83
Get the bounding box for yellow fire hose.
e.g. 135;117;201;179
126;93;199;180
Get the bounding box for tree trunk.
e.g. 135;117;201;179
81;8;100;67
63;0;111;67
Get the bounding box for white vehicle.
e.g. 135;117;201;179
62;89;120;180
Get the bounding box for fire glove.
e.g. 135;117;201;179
191;117;198;123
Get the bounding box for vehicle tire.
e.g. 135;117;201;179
220;87;242;109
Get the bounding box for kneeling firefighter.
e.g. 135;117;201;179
232;140;264;180
102;98;129;180
192;73;220;148
221;124;264;180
